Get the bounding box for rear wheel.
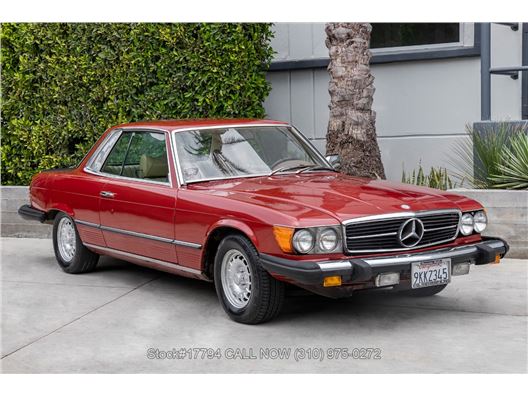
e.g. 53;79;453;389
402;284;447;297
52;212;99;274
214;235;285;324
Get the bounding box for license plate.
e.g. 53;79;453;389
411;258;451;289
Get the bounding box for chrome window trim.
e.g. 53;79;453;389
74;220;202;249
83;243;202;275
170;123;332;186
342;209;462;254
85;129;123;171
83;127;175;188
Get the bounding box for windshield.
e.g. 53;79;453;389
174;126;328;183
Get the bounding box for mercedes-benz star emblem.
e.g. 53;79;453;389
398;218;424;247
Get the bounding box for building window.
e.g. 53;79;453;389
371;23;463;50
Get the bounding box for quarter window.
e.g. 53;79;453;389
100;131;169;183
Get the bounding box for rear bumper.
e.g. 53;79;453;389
18;205;47;223
260;237;509;287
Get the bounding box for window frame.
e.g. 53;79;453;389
171;124;331;186
84;128;174;187
370;23;470;54
268;23;481;71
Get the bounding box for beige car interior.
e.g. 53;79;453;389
103;154;168;182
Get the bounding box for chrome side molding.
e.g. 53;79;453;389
83;243;202;275
75;220;202;249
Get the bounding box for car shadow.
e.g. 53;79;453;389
93;256;446;325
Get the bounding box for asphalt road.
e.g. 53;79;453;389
1;237;527;373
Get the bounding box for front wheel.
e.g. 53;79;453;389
52;212;99;274
214;235;285;324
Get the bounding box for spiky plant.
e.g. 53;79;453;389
450;123;513;189
402;163;455;190
489;133;528;189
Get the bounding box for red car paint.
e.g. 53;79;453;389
28;119;485;284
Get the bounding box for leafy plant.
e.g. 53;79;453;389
0;23;274;185
401;163;455;190
489;133;528;189
450;123;527;189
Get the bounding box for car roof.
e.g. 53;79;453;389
113;119;289;132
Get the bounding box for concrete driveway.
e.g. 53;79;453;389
1;237;527;373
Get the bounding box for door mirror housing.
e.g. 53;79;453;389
325;154;341;171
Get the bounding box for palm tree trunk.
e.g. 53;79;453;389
325;23;386;179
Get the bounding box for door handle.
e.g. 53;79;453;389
100;191;115;198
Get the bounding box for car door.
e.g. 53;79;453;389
97;129;178;263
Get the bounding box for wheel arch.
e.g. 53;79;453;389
44;204;75;224
202;220;259;279
47;203;74;217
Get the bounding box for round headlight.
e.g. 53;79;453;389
473;211;487;233
319;228;338;252
460;213;474;236
292;229;314;254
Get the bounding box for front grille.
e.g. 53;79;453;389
344;210;460;253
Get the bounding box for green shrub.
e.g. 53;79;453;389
401;163;455;190
0;23;274;185
450;122;528;189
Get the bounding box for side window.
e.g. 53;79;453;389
101;131;169;182
100;132;133;176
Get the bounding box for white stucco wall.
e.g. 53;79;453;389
264;23;525;181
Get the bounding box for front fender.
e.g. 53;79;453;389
206;219;259;249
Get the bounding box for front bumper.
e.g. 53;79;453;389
260;237;509;287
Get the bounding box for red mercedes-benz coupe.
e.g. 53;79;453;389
19;119;508;324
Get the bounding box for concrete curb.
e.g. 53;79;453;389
1;186;52;238
450;189;528;259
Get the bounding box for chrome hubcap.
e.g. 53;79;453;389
57;217;76;262
221;249;252;309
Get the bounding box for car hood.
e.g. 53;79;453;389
188;172;480;224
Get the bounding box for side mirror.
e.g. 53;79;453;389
325;154;341;171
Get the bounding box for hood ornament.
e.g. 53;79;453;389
401;204;411;210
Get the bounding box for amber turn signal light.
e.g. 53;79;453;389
273;226;294;253
323;276;342;287
494;254;501;264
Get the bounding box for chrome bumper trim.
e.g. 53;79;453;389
318;261;353;271
318;240;506;271
363;240;506;267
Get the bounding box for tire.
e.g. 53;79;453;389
52;212;99;274
402;284;447;297
214;234;285;324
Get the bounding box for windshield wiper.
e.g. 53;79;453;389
296;165;337;174
268;164;314;176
